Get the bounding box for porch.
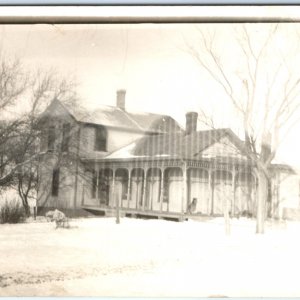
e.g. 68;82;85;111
80;158;257;219
81;204;213;221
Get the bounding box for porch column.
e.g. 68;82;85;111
182;163;187;214
274;172;280;219
254;173;258;216
232;166;236;217
134;171;139;210
111;169;116;208
142;168;147;211
208;170;214;215
81;179;85;206
160;167;165;213
96;165;100;204
113;169;120;224
127;169;132;209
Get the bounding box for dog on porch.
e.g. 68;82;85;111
187;198;197;214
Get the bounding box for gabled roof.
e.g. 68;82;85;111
39;99;182;134
105;128;246;160
74;105;142;130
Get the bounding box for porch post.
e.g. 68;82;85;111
134;170;140;210
210;170;214;215
142;168;147;211
182;162;187;214
81;180;85;206
254;173;258;216
96;164;100;205
160;167;165;213
127;169;131;209
232;166;236;217
207;170;212;215
112;169;120;223
274;172;280;219
111;168;116;207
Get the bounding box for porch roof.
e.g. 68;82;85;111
103;128;247;161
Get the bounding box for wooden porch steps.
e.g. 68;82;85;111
81;205;214;222
82;205;188;221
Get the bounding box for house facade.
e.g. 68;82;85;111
37;90;300;220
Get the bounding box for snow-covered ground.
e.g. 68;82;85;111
0;216;300;297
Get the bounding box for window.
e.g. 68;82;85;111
48;126;55;151
61;123;71;152
92;169;97;199
94;126;107;152
116;169;128;200
163;174;169;203
51;168;60;197
121;180;128;200
98;169;112;205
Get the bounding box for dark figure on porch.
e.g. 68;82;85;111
188;198;197;214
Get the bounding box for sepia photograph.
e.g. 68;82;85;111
1;6;300;297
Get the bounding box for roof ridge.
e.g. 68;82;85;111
76;104;167;131
196;127;230;133
127;110;166;117
39;98;77;122
122;110;144;131
87;103;167;118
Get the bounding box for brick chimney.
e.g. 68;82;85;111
116;89;126;110
185;112;198;135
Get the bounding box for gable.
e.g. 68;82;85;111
38;100;76;124
150;117;183;133
126;113;182;133
39;99;183;136
199;136;246;159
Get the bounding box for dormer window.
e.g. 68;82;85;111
94;126;107;152
48;126;55;151
61;123;71;152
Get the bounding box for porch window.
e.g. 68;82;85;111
213;170;232;185
91;169;97;198
163;174;169;203
51;168;60;197
94;126;107;152
61;123;71;152
116;169;128;200
48;126;55;151
98;169;112;205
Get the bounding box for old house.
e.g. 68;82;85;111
37;90;300;220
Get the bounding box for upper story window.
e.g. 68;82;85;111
94;126;107;152
61;123;71;152
48;126;55;151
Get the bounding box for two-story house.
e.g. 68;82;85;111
37;90;183;216
37;90;300;220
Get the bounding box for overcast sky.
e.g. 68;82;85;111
1;23;300;167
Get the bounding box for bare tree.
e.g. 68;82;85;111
185;24;300;233
0;54;79;216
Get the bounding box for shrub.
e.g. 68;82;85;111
0;199;26;224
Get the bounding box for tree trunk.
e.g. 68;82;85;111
24;203;31;217
246;177;253;218
223;183;230;235
256;169;268;234
224;199;230;236
116;195;120;224
267;179;272;218
17;174;31;217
